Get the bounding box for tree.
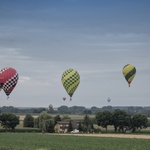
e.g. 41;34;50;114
48;105;55;114
131;114;148;132
83;109;92;114
38;111;52;132
78;121;83;132
102;106;113;111
69;106;86;114
83;114;91;127
96;110;112;131
47;120;55;133
90;106;100;114
54;115;61;125
23;114;34;127
112;109;131;132
34;117;39;128
57;105;70;114
83;114;93;133
33;108;46;113
0;113;19;131
67;120;73;132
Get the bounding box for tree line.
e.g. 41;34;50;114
96;109;148;132
1;105;150;117
0;109;149;133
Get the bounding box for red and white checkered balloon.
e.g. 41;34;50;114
0;67;19;98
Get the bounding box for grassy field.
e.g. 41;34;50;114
0;133;150;150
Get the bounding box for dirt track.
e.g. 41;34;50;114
61;133;150;139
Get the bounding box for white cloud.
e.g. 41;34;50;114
19;76;31;83
0;47;31;61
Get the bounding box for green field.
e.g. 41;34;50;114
0;133;150;150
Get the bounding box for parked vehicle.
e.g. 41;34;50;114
71;129;79;133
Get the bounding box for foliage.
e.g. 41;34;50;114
34;117;39;128
90;106;100;114
67;120;73;132
78;121;83;132
23;114;34;127
83;109;92;114
147;119;150;127
0;106;19;113
131;114;148;132
32;107;46;113
101;106;113;111
37;112;56;133
95;109;149;133
1;105;150;116
83;114;91;127
47;105;55;113
57;105;70;114
46;120;55;133
96;110;112;131
54;115;61;125
0;133;150;150
83;114;93;133
0;128;41;133
112;109;131;132
0;113;19;131
38;111;52;132
69;106;86;114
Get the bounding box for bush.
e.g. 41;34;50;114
0;128;41;133
0;113;19;130
23;114;34;127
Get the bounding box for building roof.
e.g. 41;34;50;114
56;121;78;129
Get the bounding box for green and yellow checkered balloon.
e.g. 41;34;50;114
122;64;136;87
61;68;80;100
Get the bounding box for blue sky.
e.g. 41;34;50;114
0;0;150;108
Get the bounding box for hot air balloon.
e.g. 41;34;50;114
107;98;111;103
63;97;66;101
122;64;136;87
61;68;80;101
0;67;19;98
49;104;53;109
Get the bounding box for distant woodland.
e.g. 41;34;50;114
1;105;150;116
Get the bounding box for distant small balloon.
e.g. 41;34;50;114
63;97;66;101
107;98;111;103
49;104;53;108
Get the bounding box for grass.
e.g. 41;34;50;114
0;133;150;150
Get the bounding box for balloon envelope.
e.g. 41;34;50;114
107;98;111;102
63;97;66;101
61;68;80;100
0;67;19;97
122;64;136;87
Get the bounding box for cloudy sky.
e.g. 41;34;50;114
0;0;150;108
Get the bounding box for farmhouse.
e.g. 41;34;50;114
54;121;78;133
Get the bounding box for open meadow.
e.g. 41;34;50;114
0;133;150;150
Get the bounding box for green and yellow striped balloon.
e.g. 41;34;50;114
61;68;80;100
122;64;136;87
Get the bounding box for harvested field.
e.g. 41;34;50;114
61;133;150;139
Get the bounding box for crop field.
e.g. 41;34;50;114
0;133;150;150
